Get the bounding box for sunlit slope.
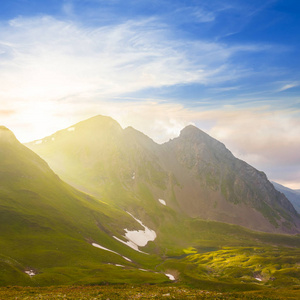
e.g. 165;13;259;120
0;126;168;286
25;116;181;239
27;115;300;234
159;245;300;291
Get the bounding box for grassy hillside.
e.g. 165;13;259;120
1;125;300;293
0;126;167;286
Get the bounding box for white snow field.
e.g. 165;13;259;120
113;211;157;253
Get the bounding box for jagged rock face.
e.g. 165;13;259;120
27;116;300;234
163;125;300;232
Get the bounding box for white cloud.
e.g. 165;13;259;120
205;107;300;188
0;15;266;104
278;82;299;92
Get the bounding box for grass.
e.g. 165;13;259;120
158;246;300;292
0;285;299;299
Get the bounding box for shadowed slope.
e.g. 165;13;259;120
163;125;300;233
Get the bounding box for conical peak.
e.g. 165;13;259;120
179;124;211;141
180;124;201;134
177;124;231;157
85;115;118;124
74;115;123;133
0;126;18;144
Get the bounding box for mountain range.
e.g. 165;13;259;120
27;115;300;234
1;116;300;290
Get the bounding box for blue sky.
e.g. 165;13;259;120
0;0;300;188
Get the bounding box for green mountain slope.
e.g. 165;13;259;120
27;115;300;234
0;126;168;286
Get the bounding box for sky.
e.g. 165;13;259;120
0;0;300;189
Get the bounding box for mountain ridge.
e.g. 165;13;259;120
26;115;300;234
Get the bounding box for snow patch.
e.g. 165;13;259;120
92;243;132;262
25;270;36;277
114;264;124;267
113;236;146;254
113;212;156;254
165;274;175;281
158;199;166;206
67;127;75;131
35;140;43;145
255;277;262;281
122;256;132;262
125;212;157;247
51;137;55;141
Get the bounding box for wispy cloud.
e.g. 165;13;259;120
0;15;271;139
172;6;216;23
278;82;299;92
192;8;215;23
0;15;270;103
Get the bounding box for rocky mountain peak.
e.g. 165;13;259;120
180;124;206;138
176;124;233;162
179;125;224;147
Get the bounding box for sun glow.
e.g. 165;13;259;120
6;101;75;143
